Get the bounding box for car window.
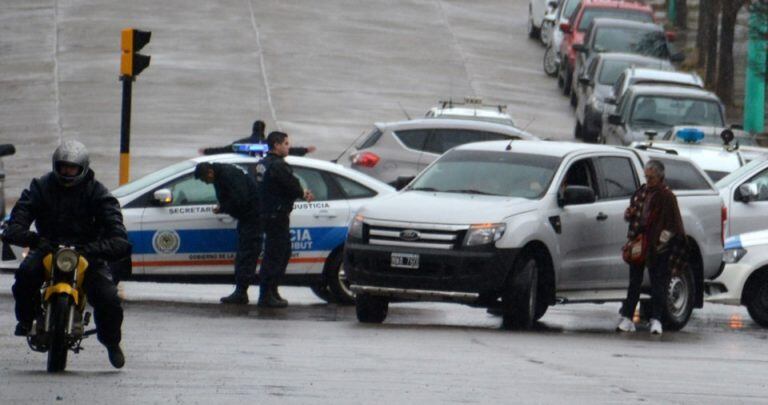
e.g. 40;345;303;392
332;174;377;199
165;173;217;206
423;129;512;154
599;61;643;86
654;158;712;190
630;96;725;128
593;27;669;58
597;156;638;199
561;158;599;197
563;0;581;20
113;160;195;198
586;57;599;81
355;127;384;150
578;9;653;31
746;167;768;201
293;167;335;201
393;129;430;151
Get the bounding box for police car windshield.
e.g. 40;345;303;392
716;158;765;188
112;160;196;198
408;150;560;198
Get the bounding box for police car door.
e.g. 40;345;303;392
137;170;236;275
729;164;768;236
289;166;351;275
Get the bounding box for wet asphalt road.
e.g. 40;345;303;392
1;279;768;404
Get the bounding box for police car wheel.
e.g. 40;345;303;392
356;294;388;324
745;273;768;327
310;283;334;303
324;251;355;305
502;254;539;330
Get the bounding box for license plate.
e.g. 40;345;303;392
391;253;419;269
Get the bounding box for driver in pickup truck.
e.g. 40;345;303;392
618;159;687;336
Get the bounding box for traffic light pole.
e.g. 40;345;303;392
119;76;132;185
744;2;768;134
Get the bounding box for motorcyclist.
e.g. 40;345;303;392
3;140;131;369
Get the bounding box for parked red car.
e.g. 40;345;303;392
557;0;654;96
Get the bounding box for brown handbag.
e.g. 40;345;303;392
622;234;647;266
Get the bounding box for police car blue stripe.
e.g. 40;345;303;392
129;226;348;255
723;235;742;251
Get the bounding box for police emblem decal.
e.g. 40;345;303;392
152;230;181;254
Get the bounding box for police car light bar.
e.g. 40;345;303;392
676;128;705;144
232;143;269;156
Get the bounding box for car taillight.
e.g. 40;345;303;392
352;152;380;168
721;204;727;246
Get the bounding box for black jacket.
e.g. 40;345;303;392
3;170;131;262
211;163;260;219
203;135;311;157
256;154;304;215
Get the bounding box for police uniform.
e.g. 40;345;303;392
255;153;304;305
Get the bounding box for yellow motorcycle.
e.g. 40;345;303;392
27;246;95;373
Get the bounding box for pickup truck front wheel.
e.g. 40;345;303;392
663;266;694;331
502;255;539;330
356;293;389;324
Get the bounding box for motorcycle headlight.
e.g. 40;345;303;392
722;248;747;264
55;249;79;273
349;215;365;240
464;223;506;246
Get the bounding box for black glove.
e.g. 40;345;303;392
35;238;54;254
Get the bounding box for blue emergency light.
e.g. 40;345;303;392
232;143;269;156
676;128;705;144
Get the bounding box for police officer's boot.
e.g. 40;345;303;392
271;284;288;307
257;282;287;308
220;285;249;305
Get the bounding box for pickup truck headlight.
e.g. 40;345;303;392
348;215;364;240
464;223;506;246
722;248;747;264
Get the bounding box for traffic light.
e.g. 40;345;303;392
120;28;151;78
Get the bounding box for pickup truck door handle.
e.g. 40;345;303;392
596;212;608;221
313;210;337;219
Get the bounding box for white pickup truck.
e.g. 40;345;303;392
345;140;724;331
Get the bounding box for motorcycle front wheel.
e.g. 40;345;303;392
47;295;70;373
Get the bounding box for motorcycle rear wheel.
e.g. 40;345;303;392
47;295;70;373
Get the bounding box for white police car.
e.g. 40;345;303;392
1;151;395;304
707;230;768;327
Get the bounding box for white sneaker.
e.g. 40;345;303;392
650;318;663;335
616;317;636;332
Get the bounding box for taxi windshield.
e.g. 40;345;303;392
408;150;560;198
112;160;196;198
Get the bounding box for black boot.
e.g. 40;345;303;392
257;283;287;308
107;344;125;369
14;322;31;336
220;286;249;305
271;284;288;307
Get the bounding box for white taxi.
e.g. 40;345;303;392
2;153;395;304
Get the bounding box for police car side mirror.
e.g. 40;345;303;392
738;183;759;203
153;189;173;206
560;185;596;206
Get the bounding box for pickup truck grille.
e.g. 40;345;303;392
365;219;468;250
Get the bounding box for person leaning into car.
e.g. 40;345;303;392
617;159;687;336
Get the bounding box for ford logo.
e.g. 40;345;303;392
400;229;420;241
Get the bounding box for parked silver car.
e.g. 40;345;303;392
602;85;725;146
340;119;540;185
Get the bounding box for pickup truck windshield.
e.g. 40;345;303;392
409;150;561;198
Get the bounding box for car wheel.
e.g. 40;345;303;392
355;293;388;324
543;46;559;77
745;273;768;327
662;266;695;331
324;251;355;305
502;254;539;330
540;22;551;45
310;283;334;303
527;9;541;39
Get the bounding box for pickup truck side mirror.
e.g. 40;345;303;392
607;114;623;126
393;176;416;191
572;44;587;53
153;189;173;205
738;183;759;203
560;22;572;34
560;185;596;206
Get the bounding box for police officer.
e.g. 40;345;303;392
4;140;131;368
255;131;314;308
200;120;317;156
194;162;262;305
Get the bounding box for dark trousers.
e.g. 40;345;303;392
620;252;671;321
13;251;123;346
259;213;291;288
234;214;263;289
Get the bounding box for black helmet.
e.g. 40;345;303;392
52;140;90;187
